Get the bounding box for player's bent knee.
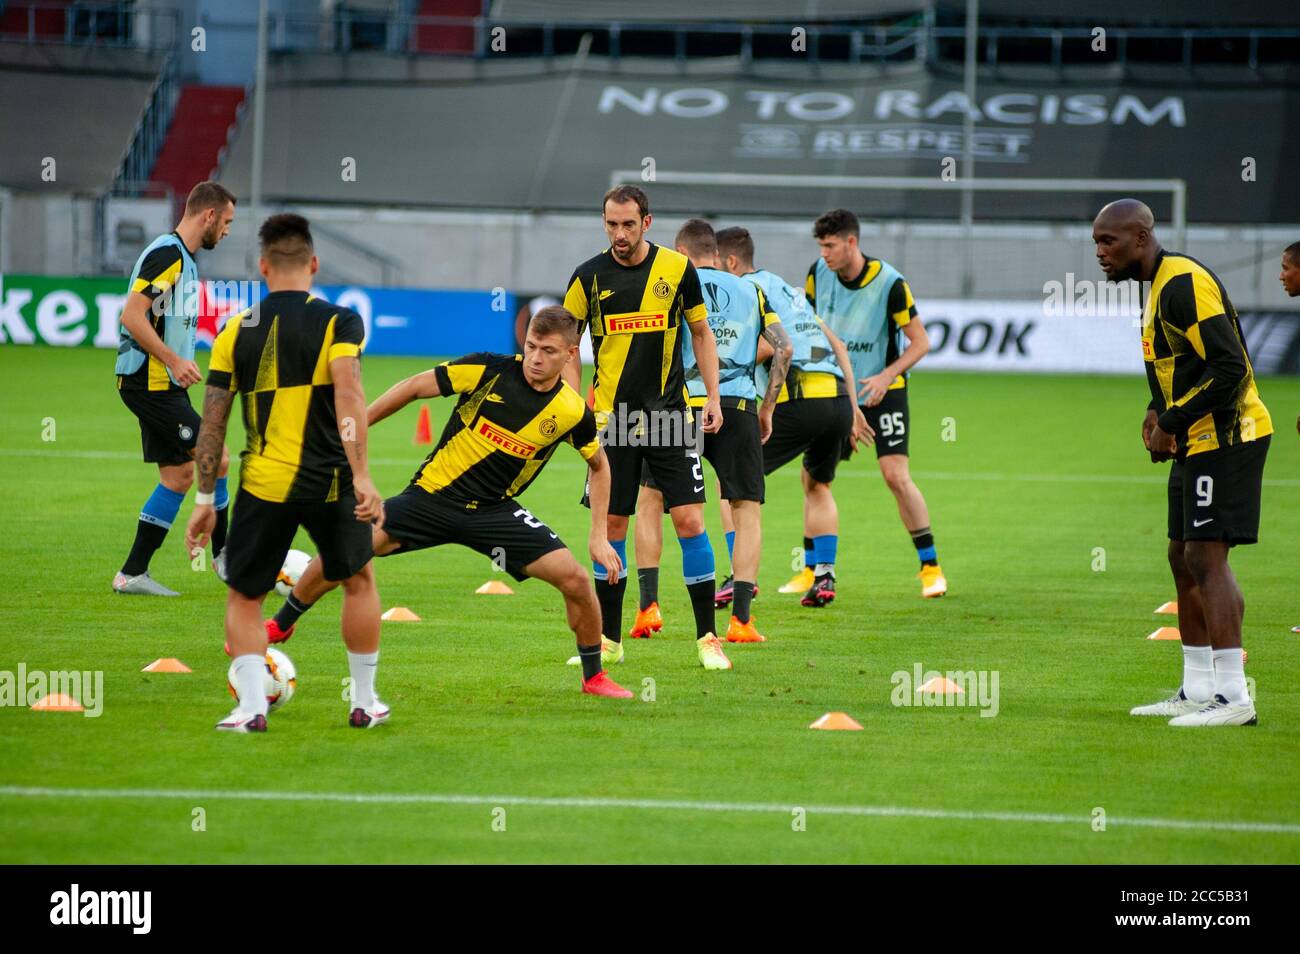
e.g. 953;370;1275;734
1181;543;1223;584
340;562;376;593
160;464;194;493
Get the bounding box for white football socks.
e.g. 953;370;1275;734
1181;644;1215;703
348;650;379;709
1212;648;1250;706
232;653;269;716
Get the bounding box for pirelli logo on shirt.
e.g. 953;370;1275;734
476;419;538;458
605;312;668;334
1142;338;1155;360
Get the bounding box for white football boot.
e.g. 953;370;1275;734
1168;694;1257;727
1129;689;1206;717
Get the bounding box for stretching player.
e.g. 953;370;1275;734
561;186;733;671
266;307;633;699
714;226;871;608
114;182;235;595
628;219;792;643
808;209;948;599
1094;199;1271;726
184;214;386;732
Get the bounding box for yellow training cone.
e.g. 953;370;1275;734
381;607;421;621
809;712;863;730
31;693;84;712
142;658;192;673
917;676;965;694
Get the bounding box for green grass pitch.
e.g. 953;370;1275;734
1;345;1298;863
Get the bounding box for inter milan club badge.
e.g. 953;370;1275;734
539;417;558;438
653;279;671;300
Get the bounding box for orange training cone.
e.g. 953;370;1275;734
1147;626;1181;641
475;580;514;595
917;676;965;694
381;607;421;621
142;658;192;673
1155;601;1178;615
414;404;432;445
809;712;863;730
32;693;84;712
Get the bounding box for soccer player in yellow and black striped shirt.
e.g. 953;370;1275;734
561;185;733;672
185;214;386;732
1093;198;1271;727
263;307;633;699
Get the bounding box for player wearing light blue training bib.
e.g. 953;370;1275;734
635;220;792;645
808;208;947;600
112;182;236;598
714;229;864;609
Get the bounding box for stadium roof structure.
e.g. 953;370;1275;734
489;0;1300;27
489;1;930;22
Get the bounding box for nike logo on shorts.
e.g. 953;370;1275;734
888;439;903;447
1192;518;1213;527
693;485;705;493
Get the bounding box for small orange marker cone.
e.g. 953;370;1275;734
475;580;514;595
142;658;192;673
1155;601;1178;615
1147;626;1181;641
414;404;432;445
381;607;421;621
917;676;965;694
31;693;84;712
809;711;863;730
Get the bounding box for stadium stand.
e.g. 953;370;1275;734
0;42;168;192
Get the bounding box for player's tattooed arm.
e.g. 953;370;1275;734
368;369;441;426
760;321;793;407
195;385;234;494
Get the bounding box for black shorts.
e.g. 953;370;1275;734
382;486;567;580
856;387;910;459
763;395;854;484
642;409;764;504
1167;436;1269;545
119;387;200;466
591;420;707;516
223;487;375;598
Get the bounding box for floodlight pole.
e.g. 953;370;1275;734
249;0;269;256
960;0;978;298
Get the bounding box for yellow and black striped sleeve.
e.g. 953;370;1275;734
757;287;780;329
1156;270;1248;434
206;314;243;391
887;277;917;327
566;405;602;461
433;352;493;395
131;245;184;300
679;261;707;324
805;264;817;307
328;309;365;363
563;269;590;332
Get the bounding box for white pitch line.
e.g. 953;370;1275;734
4;448;1299;488
1;785;1297;835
